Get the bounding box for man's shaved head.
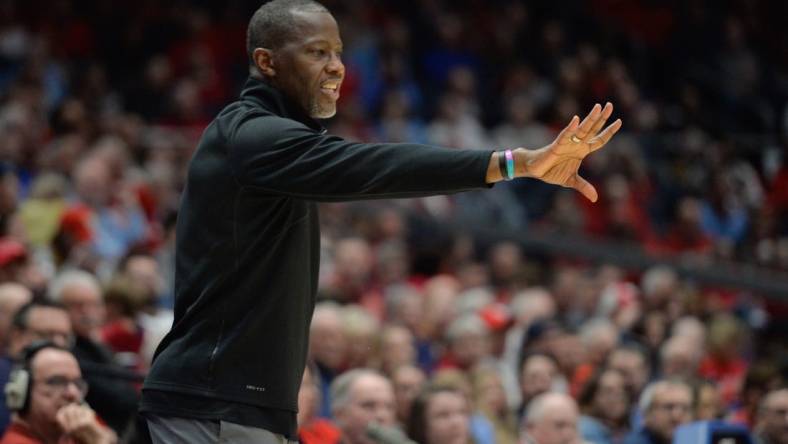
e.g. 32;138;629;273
247;0;329;70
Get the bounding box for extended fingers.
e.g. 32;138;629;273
575;103;602;139
587;102;614;138
589;118;623;151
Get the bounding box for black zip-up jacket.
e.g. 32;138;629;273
140;77;492;437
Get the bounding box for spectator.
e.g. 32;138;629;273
330;369;399;444
378;326;417;377
607;344;651;407
659;336;701;380
754;388;788;444
1;342;116;444
391;365;426;427
521;392;581;444
578;368;631;444
438;313;492;371
310;302;348;418
623;380;693;444
116;254;173;369
58;155;147;268
470;365;518;444
518;352;564;419
692;380;723;421
48;270;139;436
298;363;341;444
407;384;472;444
342;306;380;370
1;300;74;433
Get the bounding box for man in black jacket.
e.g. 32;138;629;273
140;0;622;442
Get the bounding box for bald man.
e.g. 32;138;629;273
521;392;582;444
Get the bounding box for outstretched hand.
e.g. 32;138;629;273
518;102;622;202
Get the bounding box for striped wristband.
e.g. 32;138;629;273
498;150;515;181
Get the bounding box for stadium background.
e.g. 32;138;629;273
0;0;787;442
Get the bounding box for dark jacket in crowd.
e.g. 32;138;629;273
73;336;140;435
140;77;492;439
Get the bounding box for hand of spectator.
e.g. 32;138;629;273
516;102;621;202
56;403;118;444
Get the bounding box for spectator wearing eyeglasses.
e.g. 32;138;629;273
1;300;74;433
0;343;116;444
47;270;140;437
622;380;692;444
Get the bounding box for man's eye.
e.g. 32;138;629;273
310;49;326;57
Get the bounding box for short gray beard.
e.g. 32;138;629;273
309;98;336;119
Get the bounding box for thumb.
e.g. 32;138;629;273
571;174;598;202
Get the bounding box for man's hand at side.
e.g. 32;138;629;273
516;102;621;202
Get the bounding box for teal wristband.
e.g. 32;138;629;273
504;149;515;180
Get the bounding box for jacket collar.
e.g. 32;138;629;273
240;76;325;133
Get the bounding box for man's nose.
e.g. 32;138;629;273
326;53;344;77
63;383;82;402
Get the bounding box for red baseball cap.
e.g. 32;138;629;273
0;238;27;268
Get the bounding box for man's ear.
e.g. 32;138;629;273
253;48;276;77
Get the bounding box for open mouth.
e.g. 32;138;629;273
320;81;341;99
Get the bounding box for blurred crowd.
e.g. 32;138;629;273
0;0;787;443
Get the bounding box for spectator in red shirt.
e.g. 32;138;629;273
1;342;115;444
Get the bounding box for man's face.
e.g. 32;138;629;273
520;356;558;401
10;307;73;356
644;385;692;442
27;349;86;431
381;328;415;373
61;283;105;339
425;391;470;444
592;371;629;422
526;399;580;444
309;312;346;370
392;366;425;422
759;390;788;444
269;10;344;118
335;374;396;444
608;350;648;398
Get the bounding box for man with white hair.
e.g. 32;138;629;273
48;269;139;436
579;318;619;367
330;369;398;444
670;316;705;351
623;379;692;444
521;392;582;444
441;313;492;370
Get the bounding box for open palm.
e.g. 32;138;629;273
524;102;622;202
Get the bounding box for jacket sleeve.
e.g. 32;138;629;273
227;115;493;202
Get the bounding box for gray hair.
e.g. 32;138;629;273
524;392;578;425
455;288;494;315
329;368;387;414
445;313;488;343
579;317;617;346
638;379;691;414
47;269;102;303
246;0;329;70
